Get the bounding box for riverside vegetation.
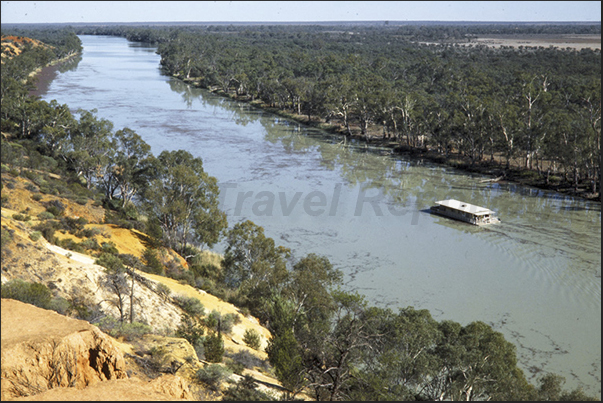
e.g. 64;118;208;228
1;24;600;401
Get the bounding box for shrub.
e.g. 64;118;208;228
33;221;60;243
227;350;269;371
173;294;205;316
147;345;170;372
67;287;100;321
100;241;119;255
31;193;43;201
243;328;262;350
29;231;42;242
79;237;101;251
1;279;52;309
142;248;164;275
60;216;88;234
175;314;205;347
45;199;66;217
56;238;85;253
1;227;15;252
206;310;238;334
48;296;70;315
95;252;125;272
118;253;143;270
95;316;152;340
155;282;171;298
37;211;55;220
226;359;245;375
165;266;195;287
203;331;225;363
195;364;232;390
77;227;102;238
113;322;153;341
221;375;275;401
12;213;31;221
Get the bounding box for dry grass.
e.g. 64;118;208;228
1;35;52;61
459;34;600;50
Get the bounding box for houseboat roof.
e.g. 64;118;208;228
434;199;495;216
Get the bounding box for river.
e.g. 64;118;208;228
33;35;601;395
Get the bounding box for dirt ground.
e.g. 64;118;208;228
419;33;601;50
470;34;601;50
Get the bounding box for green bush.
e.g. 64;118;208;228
1;279;52;309
175;314;205;347
195;364;232;390
243;328;262;350
45;200;65;217
173;294;205;316
203;331;225;363
95;316;152;340
56;238;85;253
29;231;42;242
12;213;31;221
113;322;153;341
226;359;245;375
206;310;238;334
100;241;119;255
221;374;275;401
60;216;88;234
77;227;102;238
79;237;101;251
227;350;269;371
95;252;125;272
37;211;55;220
33;221;60;244
118;253;143;270
142;248;164;275
1;227;14;250
155;282;171;298
48;296;71;315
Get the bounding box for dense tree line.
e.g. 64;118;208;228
1;27;600;400
154;26;600;195
73;23;600;197
1;32;226;253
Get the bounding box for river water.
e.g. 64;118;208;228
34;35;601;395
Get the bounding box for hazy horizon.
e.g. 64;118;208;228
2;1;601;25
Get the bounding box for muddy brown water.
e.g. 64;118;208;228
32;35;601;395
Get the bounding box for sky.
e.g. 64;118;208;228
1;1;601;24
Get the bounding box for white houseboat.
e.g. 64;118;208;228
430;199;500;225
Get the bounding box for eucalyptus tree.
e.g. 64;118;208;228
221;220;290;316
575;76;601;193
517;73;551;170
346;307;442;401
65;109;115;189
36;100;77;158
141;149;227;253
106;127;155;208
427;320;532;401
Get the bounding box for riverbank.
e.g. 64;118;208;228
180;77;600;204
28;52;81;97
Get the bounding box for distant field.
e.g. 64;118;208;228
469;34;600;50
419;34;601;50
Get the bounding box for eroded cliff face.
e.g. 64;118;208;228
1;299;193;401
1;299;128;399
